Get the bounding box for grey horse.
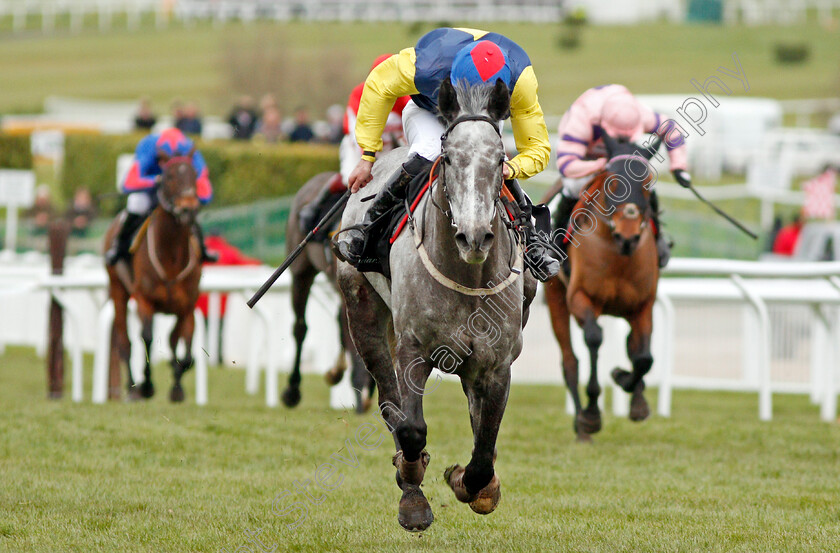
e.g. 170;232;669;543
336;78;537;532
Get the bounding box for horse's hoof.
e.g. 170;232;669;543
468;474;501;515
323;368;343;386
398;485;434;532
611;367;633;392
444;464;474;503
577;409;602;435
281;387;301;408
629;390;650;422
169;386;185;403
139;380;155;399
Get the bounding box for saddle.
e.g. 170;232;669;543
348;166;438;279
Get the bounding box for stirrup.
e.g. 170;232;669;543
333;225;367;265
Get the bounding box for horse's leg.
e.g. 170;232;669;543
135;298;156;400
445;366;509;515
338;269;431;532
545;278;587;441
340;304;374;413
324;307;348;387
110;281;134;399
611;303;654;422
282;266;317;408
570;292;603;436
392;338;434;531
169;310;195;403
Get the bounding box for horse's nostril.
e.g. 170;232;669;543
482;232;495;249
455;232;469;250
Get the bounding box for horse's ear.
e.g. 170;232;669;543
601;131;619;158
487;79;510;121
641;134;662;161
438;77;460;122
157;148;171;163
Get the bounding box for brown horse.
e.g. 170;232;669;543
104;153;202;402
283;172;374;412
544;135;662;442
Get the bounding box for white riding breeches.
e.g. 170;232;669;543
561;175;595;199
339;133;361;184
126;191;155;215
402;100;445;161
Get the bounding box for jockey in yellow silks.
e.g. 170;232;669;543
335;27;559;281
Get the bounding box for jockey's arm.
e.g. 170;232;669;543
641;105;688;172
354;49;419;162
555;106;607;179
191;150;213;204
507;66;551;180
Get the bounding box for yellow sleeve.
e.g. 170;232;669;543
508;66;551;180
355;48;419;158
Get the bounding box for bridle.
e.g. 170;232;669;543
156;156;198;217
433;114;504;226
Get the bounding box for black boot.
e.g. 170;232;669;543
336;153;433;265
505;179;560;282
105;212;146;266
192;222;218;263
299;175;343;233
649;191;672;268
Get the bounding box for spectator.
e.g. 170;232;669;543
66;187;96;237
288;105;315;143
27;185;53;235
772;213;804;256
228;95;258;140
133;98;157;132
324;103;344;144
170;99;184;128
255;106;284;143
260;93;278;115
176;101;203;136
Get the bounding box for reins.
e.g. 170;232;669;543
146;209;200;285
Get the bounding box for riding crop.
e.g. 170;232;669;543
247;190;351;308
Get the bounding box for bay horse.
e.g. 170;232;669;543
544;134;662;442
283;172;374;412
104;151;203;402
337;79;536;531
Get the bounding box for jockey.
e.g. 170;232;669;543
554;84;692;267
105;128;216;265
299;54;410;233
334;27;559;281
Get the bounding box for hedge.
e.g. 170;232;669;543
61;133;339;208
0;133;33;169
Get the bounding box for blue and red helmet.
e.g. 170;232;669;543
155;128;194;158
450;41;512;88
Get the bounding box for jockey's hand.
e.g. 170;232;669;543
673;169;692;188
503;162;513;180
348;159;374;193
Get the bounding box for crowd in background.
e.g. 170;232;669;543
132;95;345;145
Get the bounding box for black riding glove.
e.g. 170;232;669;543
672;169;692;188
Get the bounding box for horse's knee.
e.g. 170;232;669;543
463;458;494;496
631;352;653;376
293;320;307;343
396;423;427;462
583;320;602;350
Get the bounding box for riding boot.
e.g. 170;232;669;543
554;194;578;236
105;212;146;266
336;153;433;265
649;191;673;268
505;179;560;282
191;222;219;263
299;174;344;233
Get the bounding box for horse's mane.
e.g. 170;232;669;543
450;81;497;118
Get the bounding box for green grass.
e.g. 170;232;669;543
0;20;837;116
1;346;839;552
